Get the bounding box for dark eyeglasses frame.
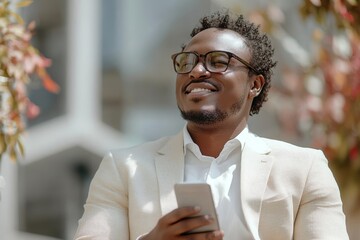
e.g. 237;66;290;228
171;50;258;74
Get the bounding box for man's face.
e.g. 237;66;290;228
175;28;255;126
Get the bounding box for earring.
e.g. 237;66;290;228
251;88;261;97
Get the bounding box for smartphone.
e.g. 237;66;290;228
174;183;220;233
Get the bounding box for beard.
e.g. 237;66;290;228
180;108;227;125
179;100;244;125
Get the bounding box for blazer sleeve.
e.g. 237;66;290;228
74;152;130;240
294;150;349;240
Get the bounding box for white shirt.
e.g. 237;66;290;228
183;126;253;239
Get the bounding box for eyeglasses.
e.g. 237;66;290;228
171;50;258;74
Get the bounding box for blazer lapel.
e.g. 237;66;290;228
155;131;185;215
241;133;273;239
153;129;274;238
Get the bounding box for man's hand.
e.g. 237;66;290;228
141;206;224;240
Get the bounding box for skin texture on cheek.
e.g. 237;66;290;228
175;28;255;126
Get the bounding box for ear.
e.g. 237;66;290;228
249;74;265;98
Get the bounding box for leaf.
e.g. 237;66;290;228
346;0;357;6
7;134;17;149
9;11;24;25
17;138;24;157
7;135;18;161
0;134;6;155
2;1;11;9
27;20;36;31
43;77;60;93
16;0;33;8
9;148;17;161
37;68;60;93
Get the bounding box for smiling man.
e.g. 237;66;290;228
75;11;349;240
174;27;263;158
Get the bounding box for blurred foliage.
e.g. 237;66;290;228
300;0;360;35
297;0;360;209
258;0;360;208
0;0;59;161
246;0;360;209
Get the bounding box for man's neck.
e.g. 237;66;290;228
187;121;247;158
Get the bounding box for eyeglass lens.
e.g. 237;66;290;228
174;51;230;73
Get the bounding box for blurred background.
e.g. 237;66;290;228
0;0;359;239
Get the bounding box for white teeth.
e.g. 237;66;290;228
190;88;211;93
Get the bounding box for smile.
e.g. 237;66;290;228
184;81;218;95
189;88;212;93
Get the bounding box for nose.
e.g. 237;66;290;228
189;62;211;79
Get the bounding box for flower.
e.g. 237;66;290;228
299;0;360;35
0;0;59;161
243;1;360;211
269;0;360;208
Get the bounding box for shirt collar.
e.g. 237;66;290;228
182;124;249;154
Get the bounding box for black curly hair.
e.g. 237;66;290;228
189;11;277;115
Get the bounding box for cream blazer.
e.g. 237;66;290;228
74;131;349;240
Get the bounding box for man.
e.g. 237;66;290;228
75;11;349;240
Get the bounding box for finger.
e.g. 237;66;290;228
204;230;224;240
160;206;201;226
179;230;224;240
172;215;214;235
